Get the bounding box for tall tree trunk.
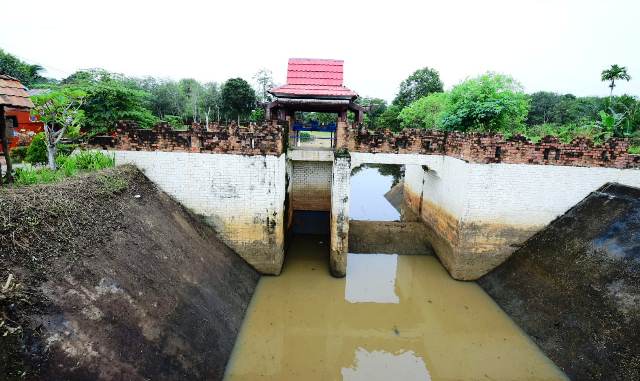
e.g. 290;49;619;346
0;106;13;184
609;80;615;104
47;144;57;170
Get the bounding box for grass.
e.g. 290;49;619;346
13;151;116;186
629;145;640;155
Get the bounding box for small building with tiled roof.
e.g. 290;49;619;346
266;58;365;124
1;74;36;182
0;74;35;109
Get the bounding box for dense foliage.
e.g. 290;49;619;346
220;78;257;121
398;92;449;129
441;73;530;132
3;48;638;152
393;67;443;108
0;49;47;86
379;66;639;150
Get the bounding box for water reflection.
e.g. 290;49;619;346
345;254;399;304
341;348;431;381
224;236;567;381
349;165;401;221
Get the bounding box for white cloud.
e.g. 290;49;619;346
2;0;638;101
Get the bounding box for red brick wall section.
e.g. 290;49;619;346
346;126;640;169
88;121;285;155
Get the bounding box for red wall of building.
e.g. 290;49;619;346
1;107;44;152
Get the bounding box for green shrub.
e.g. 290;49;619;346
298;132;312;142
13;151;116;186
441;72;530;133
14;166;64;185
162;115;185;130
24;132;48;164
398;92;450;129
629;145;640;155
9;146;28;163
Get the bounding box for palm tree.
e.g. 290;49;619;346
601;64;631;102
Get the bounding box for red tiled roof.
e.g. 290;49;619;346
0;74;34;109
270;58;357;98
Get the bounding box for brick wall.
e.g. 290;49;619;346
346;126;640;169
89;121;285;155
291;161;332;211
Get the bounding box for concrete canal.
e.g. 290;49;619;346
224;166;567;381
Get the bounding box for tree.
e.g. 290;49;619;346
31;88;86;169
179;79;205;124
62;70;158;133
253;69;274;103
220;78;256;122
146;79;186;119
356;97;388;127
398;92;450;129
377;104;403;131
0;49;47;86
601;64;631;102
201;82;221;126
393;67;444;108
527;92;562;125
440;72;530;133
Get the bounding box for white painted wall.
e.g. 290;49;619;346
108;150;287;273
398;154;640;227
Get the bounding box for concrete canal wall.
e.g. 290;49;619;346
403;156;640;279
89;121;640;279
110;150;287;275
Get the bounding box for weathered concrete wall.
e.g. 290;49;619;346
402;155;640;280
349;220;433;255
291;161;332;211
108;150;287;275
329;152;351;277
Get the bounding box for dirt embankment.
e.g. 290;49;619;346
479;183;640;381
0;165;259;381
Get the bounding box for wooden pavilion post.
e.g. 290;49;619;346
0;106;12;184
0;74;35;184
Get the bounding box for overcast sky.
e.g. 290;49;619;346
1;0;638;101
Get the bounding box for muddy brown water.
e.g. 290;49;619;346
225;165;567;380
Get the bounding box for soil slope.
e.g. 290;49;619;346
479;182;640;381
0;165;259;381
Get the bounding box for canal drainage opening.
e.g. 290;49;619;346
291;210;330;235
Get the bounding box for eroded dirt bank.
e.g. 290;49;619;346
478;183;640;381
0;165;259;380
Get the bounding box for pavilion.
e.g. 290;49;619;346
266;58;365;128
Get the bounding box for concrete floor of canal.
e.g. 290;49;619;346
224;235;567;381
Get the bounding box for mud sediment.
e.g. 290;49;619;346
0;165;259;380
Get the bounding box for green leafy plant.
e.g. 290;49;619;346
440;72;530;133
24;132;48;164
398;92;450;129
31;88;86;169
9;146;28;163
393;67;444;108
14;151;116;186
601;64;631;101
